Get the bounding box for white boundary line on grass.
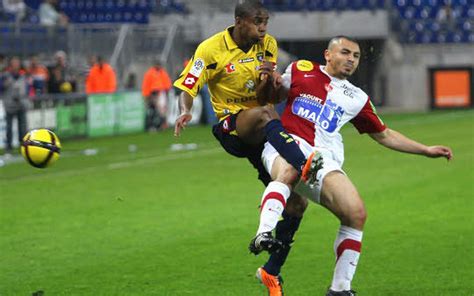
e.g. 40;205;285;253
4;147;223;182
107;146;222;170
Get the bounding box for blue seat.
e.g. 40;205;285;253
403;6;417;19
112;12;122;22
79;13;88;23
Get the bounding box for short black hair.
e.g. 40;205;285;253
235;0;265;18
328;36;359;49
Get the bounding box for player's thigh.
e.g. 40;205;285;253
320;171;364;220
235;106;279;145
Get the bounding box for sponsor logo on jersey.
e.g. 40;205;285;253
304;74;315;78
239;57;255;63
292;98;344;133
225;63;236;73
292;97;323;123
256;52;264;62
299;93;323;104
222;116;232;133
226;96;257;104
182;72;198;89
318;99;345;132
189;58;205;77
341;83;355;98
296;60;314;72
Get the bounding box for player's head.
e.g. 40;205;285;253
324;36;360;79
234;0;269;44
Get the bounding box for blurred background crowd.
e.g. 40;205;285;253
0;0;472;152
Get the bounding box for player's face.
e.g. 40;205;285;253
239;9;270;44
325;39;361;79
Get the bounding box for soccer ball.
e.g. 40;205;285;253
21;129;61;168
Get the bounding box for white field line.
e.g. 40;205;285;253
107;147;222;169
3;147;222;182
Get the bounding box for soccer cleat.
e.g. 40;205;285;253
249;232;283;255
301;151;323;186
326;289;357;296
256;267;284;296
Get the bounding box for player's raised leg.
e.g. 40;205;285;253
249;155;298;255
320;171;366;295
235;106;320;183
255;192;307;296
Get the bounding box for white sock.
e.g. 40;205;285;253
256;181;291;235
330;225;363;291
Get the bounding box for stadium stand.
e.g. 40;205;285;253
261;0;386;11
391;0;473;43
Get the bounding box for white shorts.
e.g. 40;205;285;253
261;134;345;204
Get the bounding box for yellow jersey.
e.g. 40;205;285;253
173;26;278;120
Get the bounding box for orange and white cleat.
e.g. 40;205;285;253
301;151;324;186
256;267;284;296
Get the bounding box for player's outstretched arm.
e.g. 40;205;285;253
369;128;453;161
174;91;194;137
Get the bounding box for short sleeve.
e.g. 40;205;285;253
264;36;278;64
281;63;292;90
350;99;387;134
173;43;210;98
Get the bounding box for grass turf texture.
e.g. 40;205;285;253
1;110;472;295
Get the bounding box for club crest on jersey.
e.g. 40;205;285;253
182;73;198;89
225;63;236;73
256;52;264;62
190;58;205;77
296;60;314;72
245;80;256;93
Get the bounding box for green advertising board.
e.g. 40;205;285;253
115;91;145;134
56;100;87;138
87;94;115;137
87;92;145;137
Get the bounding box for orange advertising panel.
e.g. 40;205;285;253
433;70;471;108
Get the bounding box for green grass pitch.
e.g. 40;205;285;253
1;110;473;295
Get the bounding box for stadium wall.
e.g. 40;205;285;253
166;10;472;111
381;42;474;110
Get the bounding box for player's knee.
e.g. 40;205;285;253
349;204;367;229
275;164;299;185
259;105;279;124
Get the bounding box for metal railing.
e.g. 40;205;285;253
0;22;185;88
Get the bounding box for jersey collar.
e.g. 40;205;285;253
320;65;345;82
224;26;239;51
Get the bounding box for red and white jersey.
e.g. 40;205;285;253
280;60;386;165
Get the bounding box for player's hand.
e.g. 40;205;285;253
425;145;453;161
259;61;275;81
272;72;283;89
174;112;192;137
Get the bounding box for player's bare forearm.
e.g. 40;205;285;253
179;91;194;114
256;75;275;105
174;91;194;137
256;73;287;105
370;128;453;160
